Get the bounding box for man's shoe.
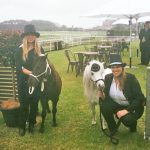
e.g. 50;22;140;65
19;128;26;136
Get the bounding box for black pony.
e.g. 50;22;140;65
28;54;62;133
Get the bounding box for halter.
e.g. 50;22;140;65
91;78;104;84
29;60;51;82
90;78;105;87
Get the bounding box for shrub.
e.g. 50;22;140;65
0;30;21;66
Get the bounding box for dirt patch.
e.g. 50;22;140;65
0;99;20;110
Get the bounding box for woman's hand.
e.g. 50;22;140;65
116;109;129;119
98;91;105;100
22;67;32;75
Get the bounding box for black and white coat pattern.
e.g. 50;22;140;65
83;60;112;127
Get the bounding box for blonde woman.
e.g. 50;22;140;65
99;54;145;136
15;24;44;136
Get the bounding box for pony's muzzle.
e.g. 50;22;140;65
97;80;105;90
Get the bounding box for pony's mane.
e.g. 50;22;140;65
47;59;62;93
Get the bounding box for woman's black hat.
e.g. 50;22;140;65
21;24;40;38
108;53;126;68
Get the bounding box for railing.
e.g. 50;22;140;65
39;35;132;51
0;67;18;101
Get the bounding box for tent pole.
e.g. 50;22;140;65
129;18;132;68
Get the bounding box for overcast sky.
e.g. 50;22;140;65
0;0;150;28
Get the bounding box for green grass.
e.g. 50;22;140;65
0;43;150;150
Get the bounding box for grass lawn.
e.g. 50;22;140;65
0;42;150;150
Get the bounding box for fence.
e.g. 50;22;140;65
0;67;18;101
39;34;131;51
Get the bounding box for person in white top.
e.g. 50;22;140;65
99;54;145;136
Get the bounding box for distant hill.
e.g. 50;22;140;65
0;20;60;31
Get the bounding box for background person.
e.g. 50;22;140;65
143;21;150;66
99;54;145;136
139;21;150;65
15;24;45;136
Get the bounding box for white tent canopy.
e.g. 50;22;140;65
138;16;150;22
86;12;150;22
112;19;136;25
85;12;150;68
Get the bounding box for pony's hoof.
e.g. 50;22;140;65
39;128;45;133
92;120;97;125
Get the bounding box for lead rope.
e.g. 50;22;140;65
99;97;121;145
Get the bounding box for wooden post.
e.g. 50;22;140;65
144;67;150;140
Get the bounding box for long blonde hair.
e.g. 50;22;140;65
22;37;41;61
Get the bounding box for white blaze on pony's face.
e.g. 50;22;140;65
90;61;105;90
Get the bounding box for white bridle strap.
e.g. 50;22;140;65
36;61;51;78
90;78;104;84
41;81;45;91
29;74;39;82
30;60;51;81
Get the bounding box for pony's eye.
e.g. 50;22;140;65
91;72;94;75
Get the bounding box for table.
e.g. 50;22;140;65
97;45;113;61
74;51;100;62
74;51;105;75
74;51;108;62
97;45;112;50
97;45;112;53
